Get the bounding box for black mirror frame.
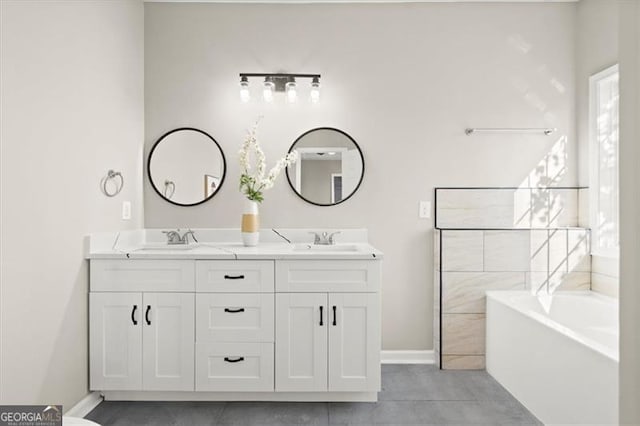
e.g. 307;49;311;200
285;127;365;207
147;127;227;207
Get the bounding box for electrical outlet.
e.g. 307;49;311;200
419;201;431;219
122;201;131;220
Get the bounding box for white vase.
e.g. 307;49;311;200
241;199;260;247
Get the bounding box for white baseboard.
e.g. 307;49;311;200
381;350;435;364
65;391;103;418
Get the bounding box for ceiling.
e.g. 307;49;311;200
145;0;579;3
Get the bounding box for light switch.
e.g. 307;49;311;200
122;201;131;220
419;201;431;219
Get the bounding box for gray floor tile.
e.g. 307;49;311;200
84;366;541;426
217;402;329;425
380;365;515;402
417;400;542;425
328;401;435;425
87;401;179;426
329;399;539;425
380;365;475;401
444;370;515;402
85;401;225;426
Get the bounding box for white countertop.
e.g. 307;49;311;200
85;228;384;260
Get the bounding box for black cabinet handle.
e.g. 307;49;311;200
332;306;337;326
224;275;245;280
145;305;151;325
224;357;245;363
319;306;324;326
131;305;138;325
224;308;245;313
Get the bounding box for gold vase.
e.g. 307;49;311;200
241;199;259;246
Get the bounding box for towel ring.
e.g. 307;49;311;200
102;170;124;197
164;180;175;199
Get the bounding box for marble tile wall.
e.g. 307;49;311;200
437;228;591;369
436;188;582;229
434;188;591;370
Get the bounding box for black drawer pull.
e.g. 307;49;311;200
131;305;138;325
145;305;151;325
224;308;245;313
319;306;324;326
224;275;245;280
332;305;337;326
224;357;245;363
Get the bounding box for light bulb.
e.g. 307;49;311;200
286;81;297;103
239;76;250;103
310;77;321;103
263;79;275;103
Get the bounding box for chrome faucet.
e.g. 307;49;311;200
162;229;198;245
309;231;341;245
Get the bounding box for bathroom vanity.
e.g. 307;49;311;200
86;229;382;402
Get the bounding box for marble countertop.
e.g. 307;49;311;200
85;228;384;260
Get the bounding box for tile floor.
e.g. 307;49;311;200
85;365;541;425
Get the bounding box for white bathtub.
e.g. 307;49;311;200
486;291;619;425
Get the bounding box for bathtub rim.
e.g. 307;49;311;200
486;290;619;362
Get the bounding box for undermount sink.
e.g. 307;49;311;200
138;242;200;251
292;243;360;252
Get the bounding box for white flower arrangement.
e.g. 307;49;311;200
239;120;298;202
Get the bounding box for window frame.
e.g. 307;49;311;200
589;63;620;258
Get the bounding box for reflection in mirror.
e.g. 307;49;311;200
148;128;226;206
286;128;364;206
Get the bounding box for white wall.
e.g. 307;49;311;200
144;2;577;350
618;1;640;422
575;0;620;298
0;0;144;411
576;0;619;186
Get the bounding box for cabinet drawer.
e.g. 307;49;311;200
275;260;380;292
196;294;274;342
195;342;274;392
196;261;274;292
90;259;195;292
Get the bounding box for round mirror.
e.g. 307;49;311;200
286;127;364;206
148;128;226;206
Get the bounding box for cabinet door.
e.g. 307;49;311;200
90;292;142;391
275;293;327;392
328;293;381;392
142;292;195;391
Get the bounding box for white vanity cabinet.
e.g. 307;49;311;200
194;260;275;392
89;292;142;390
88;248;382;401
89;260;195;392
275;260;381;393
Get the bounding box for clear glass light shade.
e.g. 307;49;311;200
286;81;297;103
239;79;250;103
263;80;275;103
310;80;321;103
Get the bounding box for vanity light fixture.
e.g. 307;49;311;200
239;76;250;103
239;73;321;104
310;76;321;103
285;80;297;103
262;77;275;103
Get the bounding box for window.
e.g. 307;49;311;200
590;64;619;257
